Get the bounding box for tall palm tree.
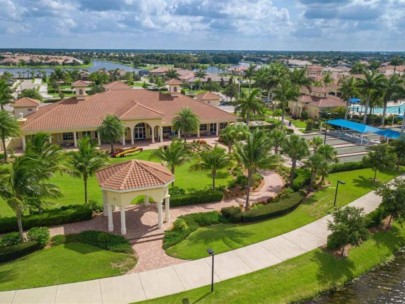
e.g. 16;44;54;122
317;144;338;183
289;67;312;89
282;134;310;184
381;74;405;125
243;64;256;93
98;114;125;154
191;145;230;189
322;72;334;86
255;63;288;108
389;56;404;74
310;136;323;153
166;69;180;79
220;123;250;153
339;76;359;119
306;153;327;192
358;70;385;124
350;62;366;74
172;107;200;142
234;88;265;125
0;110;20;162
273;79;300;127
268;129;285;154
68;137;107;205
0;79;14;110
234;130;276;209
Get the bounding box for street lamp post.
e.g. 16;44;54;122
333;180;346;207
207;248;215;293
324;123;328;145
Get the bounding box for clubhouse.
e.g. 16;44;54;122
15;81;236;150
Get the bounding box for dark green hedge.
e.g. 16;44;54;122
328;161;368;173
0;205;93;234
291;169;311;191
0;241;41;262
242;192;305;222
171;190;223;207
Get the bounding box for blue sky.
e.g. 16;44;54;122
0;0;404;51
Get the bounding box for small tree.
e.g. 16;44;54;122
327;206;369;256
224;83;239;102
191;145;230;189
220;123;249;153
19;88;43;101
390;134;405;170
98;114;125;154
363;144;397;182
234;88;265;125
282;134;310;184
172;107;200;142
0;110;20;162
376;178;405;228
310;136;323;153
268;129;285;155
0;79;14;110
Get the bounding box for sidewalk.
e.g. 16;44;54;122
0;185;388;304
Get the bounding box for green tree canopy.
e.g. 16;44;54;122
377;178;405;228
0;79;14;110
282;134;310;185
234;88;265;125
363;144;397;182
172;107;200;142
98;114;125;154
0;110;20;162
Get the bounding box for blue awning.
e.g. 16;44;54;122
349;98;361;104
375;129;401;139
326;119;382;134
398;115;404;120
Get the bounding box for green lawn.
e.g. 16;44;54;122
166;168;403;260
142;223;405;304
290;119;307;129
0;149;233;217
0;242;135;291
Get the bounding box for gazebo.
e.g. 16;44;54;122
96;160;175;235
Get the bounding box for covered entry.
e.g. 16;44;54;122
96;160;175;235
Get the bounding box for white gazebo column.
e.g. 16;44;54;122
107;204;114;232
122;135;126;146
157;201;163;229
216;123;220;136
197;126;200;138
160;127;163;143
144;195;150;206
22;135;26;151
130;127;134;145
164;196;170;223
120;206;126;235
177;130;181;139
151;126;155;143
73;132;77;147
97;131;101;146
102;190;108;216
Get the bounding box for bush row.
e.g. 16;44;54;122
0;205;93;234
328;161;369;173
0;241;41;263
50;230;134;254
171;190;223;207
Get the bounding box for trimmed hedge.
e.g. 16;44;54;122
171;190;223;207
329;161;368;173
291;169;311;192
0;205;93;234
221;206;243;223
50;231;134;254
0;232;21;247
27;227;50;248
0;241;41;262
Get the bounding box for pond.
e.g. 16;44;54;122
308;248;405;303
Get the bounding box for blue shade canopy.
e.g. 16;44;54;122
349;98;361;104
375;129;401;139
326;119;382;134
398;115;404;119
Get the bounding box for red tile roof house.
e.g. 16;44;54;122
195;92;222;107
17;81;236;150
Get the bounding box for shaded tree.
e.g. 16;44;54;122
172;107;200;142
282;134;310;184
0;110;20;162
98;114;125;154
377;178;405;228
363;144;397;182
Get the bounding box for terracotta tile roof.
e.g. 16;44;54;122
21;86;236;133
96;160;174;191
13;97;40;108
196;92;221;101
103;81;132;91
299;95;346;108
150;67;170;74
166;78;182;85
72;80;90;87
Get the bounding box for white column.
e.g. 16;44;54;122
120;207;126;235
216;123;220;136
122;135;126;146
144;195;150;206
131;127;134;145
97;131;101;146
102;190;108;216
151;126;155;143
177;130;181;138
49;135;52;143
160;126;163;143
22;135;26;151
73;132;77;147
164;196;170;223
157;201;163;229
197;126;200;138
107;204;114;232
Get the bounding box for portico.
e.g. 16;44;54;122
96;160;175;235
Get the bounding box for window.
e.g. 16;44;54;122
173;86;177;92
199;124;207;131
220;123;227;129
163;127;171;134
82;131;91;138
63;132;74;140
28;108;32;112
79;89;83;95
210;123;217;133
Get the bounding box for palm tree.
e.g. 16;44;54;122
0;110;20;162
358;70;385;124
255;63;288;108
322;73;334;86
152;139;189;185
68;137;107;205
350;62;366;74
234;88;265;125
0;79;14;110
191;145;230;189
243;64;256;93
98;114;125;154
234;130;276;209
306;153;327;192
195;69;206;89
310;136;323;153
268;129;285;154
166;69;180;79
339;76;359;119
273;79;300;127
389;56;404;74
220;123;250;153
317;144;338;183
172;107;200;142
282;134;310;184
289;67;312;89
381;74;405;125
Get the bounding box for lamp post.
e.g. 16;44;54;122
333;180;346;207
324;123;328;145
207;248;215;292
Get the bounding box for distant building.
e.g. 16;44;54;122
195;92;221;107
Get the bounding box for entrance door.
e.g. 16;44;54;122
134;123;146;140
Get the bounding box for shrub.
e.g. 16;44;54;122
169;186;186;196
0;241;41;262
291;169;311;191
221;206;242;223
27;227;50;248
301;111;309;120
328;161;369;173
0;232;22;247
305;119;314;131
366;206;389;229
0;205;93;234
171;190;223;207
241;192;305;222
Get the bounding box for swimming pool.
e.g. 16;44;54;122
350;102;405;115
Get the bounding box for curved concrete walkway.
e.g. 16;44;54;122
0;179;393;304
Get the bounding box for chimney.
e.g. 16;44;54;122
165;78;182;96
72;80;89;100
